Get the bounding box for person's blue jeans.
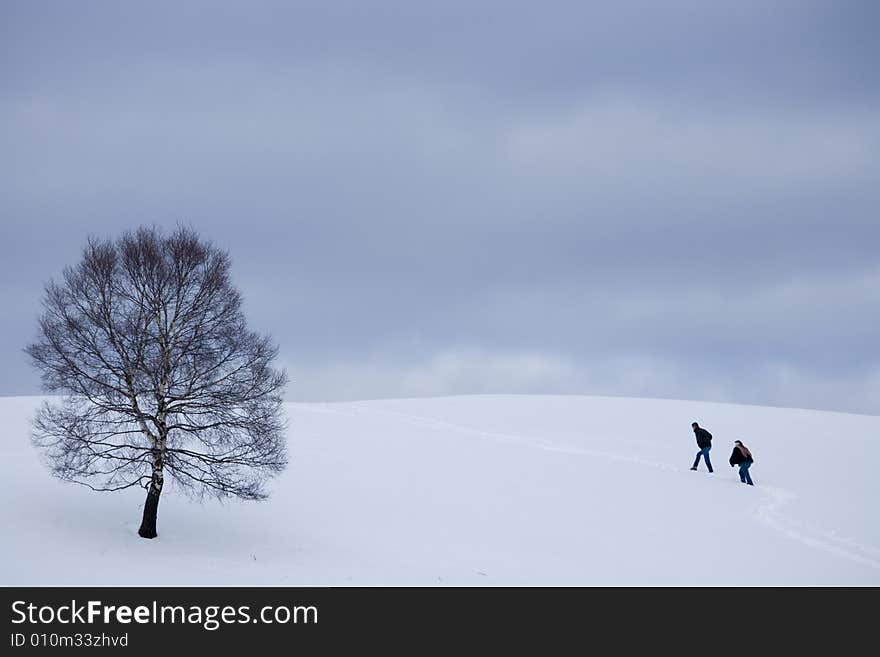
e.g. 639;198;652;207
692;447;713;472
739;461;754;485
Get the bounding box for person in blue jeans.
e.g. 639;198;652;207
729;440;755;485
690;422;713;472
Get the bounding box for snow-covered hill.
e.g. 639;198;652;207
2;394;877;585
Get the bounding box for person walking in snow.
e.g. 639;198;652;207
729;440;755;485
690;422;713;472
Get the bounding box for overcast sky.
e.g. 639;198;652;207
2;1;878;414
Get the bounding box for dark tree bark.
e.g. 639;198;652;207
138;481;162;539
138;447;165;539
26;225;288;539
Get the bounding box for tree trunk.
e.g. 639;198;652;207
137;483;162;539
138;447;164;539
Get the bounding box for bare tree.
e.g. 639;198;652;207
26;226;288;538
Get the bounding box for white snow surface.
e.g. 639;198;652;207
2;394;878;586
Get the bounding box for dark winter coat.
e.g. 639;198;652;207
694;427;712;449
729;444;754;466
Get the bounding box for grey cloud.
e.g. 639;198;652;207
1;1;878;414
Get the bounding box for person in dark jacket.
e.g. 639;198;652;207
729;440;755;485
690;422;713;472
